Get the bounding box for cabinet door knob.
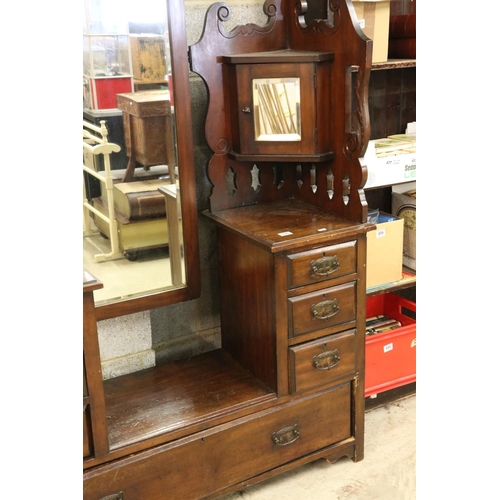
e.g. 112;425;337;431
241;107;252;114
311;299;339;320
310;255;339;277
313;349;340;370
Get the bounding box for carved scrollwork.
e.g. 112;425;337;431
217;1;278;39
295;0;340;34
344;66;369;160
216;137;229;155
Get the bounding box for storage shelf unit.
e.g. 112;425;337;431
363;20;416;399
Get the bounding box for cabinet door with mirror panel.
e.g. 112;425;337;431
82;0;200;320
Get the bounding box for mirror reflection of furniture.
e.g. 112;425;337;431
83;119;173;263
159;184;183;286
116;90;176;182
82;0;200;320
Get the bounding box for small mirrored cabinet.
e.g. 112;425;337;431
222;50;334;161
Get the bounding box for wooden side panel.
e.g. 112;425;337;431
83;289;109;459
217;227;278;392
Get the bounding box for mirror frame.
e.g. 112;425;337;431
93;0;200;321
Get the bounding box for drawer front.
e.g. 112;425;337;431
288;282;356;338
287;241;357;289
83;385;351;500
289;330;356;394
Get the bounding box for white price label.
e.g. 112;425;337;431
376;229;386;239
383;343;393;353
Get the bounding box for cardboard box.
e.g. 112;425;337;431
392;190;416;269
130;35;167;82
362;140;417;189
366;212;404;289
352;1;390;63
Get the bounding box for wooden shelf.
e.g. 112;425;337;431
366;267;416;297
103;349;275;452
372;59;416;70
353;59;416;72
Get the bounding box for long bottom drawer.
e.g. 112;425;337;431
84;383;352;500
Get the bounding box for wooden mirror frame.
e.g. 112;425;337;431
93;0;200;322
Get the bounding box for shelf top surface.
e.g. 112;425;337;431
207;199;372;252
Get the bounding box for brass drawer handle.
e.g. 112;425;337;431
311;299;339;320
310;255;339;277
313;349;340;370
272;424;300;446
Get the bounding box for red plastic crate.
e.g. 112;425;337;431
89;77;133;110
365;293;416;397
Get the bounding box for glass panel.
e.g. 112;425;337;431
83;0;186;309
253;77;301;142
83;34;131;77
84;0;129;34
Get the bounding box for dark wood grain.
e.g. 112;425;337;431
190;0;372;222
103;349;274;450
83;273;109;459
84;2;374;497
84;385;351;500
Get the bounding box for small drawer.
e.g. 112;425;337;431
287;241;357;289
288;282;356;338
289;330;356;393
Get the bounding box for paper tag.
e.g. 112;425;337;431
359;19;365;29
411;339;416;348
278;231;293;236
376;229;386;238
383;343;393;353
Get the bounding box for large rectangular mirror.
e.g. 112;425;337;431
82;0;200;320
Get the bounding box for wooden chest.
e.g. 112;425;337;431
116;90;175;170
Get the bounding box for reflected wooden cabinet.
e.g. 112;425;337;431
116;90;176;182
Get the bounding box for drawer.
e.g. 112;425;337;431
83;385;351;500
288;282;356;338
289;330;356;393
287;241;357;289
